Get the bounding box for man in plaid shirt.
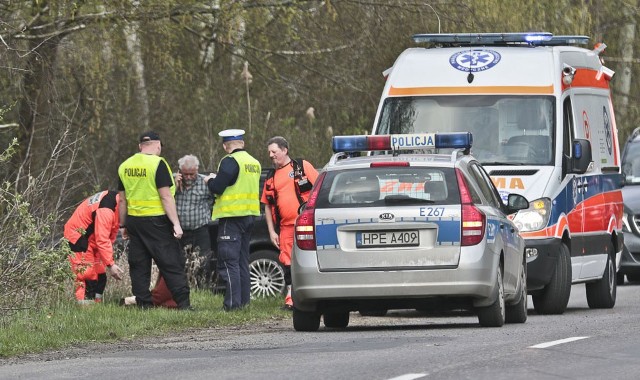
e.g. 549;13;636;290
174;154;215;289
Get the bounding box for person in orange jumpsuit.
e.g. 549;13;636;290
64;190;124;304
261;136;319;310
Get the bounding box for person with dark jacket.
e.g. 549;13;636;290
64;190;124;304
117;130;191;310
204;129;261;311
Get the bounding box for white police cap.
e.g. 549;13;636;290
219;129;245;142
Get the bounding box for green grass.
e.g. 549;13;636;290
0;291;291;358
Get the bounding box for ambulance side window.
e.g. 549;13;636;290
562;97;575;177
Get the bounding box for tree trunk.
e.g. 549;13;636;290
124;20;150;130
615;1;636;132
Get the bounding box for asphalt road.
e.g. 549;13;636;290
1;283;639;380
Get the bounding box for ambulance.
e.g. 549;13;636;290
371;32;623;314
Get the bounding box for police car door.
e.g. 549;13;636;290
468;162;520;296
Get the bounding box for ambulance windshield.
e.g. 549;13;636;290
376;95;555;166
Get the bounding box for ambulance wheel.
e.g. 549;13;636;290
477;265;505;327
532;243;571;315
323;312;350;328
505;262;527;324
586;249;616;309
293;308;321;332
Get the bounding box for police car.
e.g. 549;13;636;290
291;132;530;331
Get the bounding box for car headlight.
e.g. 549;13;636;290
512;198;551;232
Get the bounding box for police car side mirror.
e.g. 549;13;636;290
506;194;529;214
571;139;592;174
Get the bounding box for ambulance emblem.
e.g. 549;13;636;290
450;49;501;73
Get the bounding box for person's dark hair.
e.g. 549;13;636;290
267;136;289;151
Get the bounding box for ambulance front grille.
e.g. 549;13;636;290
489;170;539;176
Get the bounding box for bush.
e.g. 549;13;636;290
0;138;71;325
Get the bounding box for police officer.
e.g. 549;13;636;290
204;129;261;311
117;131;191;310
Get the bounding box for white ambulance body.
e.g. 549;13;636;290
372;33;623;314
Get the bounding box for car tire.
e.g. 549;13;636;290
323;312;350;328
293;308;321;332
616;272;625;286
249;250;286;298
477;265;505;327
626;273;640;283
532;243;571;315
359;310;388;317
586;247;616;309
505;262;528;324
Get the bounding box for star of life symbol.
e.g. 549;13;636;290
450;49;501;73
573;177;588;205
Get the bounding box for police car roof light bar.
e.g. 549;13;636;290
411;32;588;47
331;132;473;153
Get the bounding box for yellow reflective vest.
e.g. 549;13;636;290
212;151;261;219
118;153;176;216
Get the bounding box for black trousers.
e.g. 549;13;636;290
180;225;212;289
217;216;254;310
126;215;190;309
85;273;107;299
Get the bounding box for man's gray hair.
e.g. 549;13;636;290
267;136;289;151
178;154;200;170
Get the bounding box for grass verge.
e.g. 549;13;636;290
0;290;291;358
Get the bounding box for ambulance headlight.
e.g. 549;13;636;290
512;198;552;232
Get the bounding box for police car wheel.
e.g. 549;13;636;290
323;312;350;328
359;310;388;317
477;265;506;327
249;250;286;298
293;308;321;332
505;262;528;324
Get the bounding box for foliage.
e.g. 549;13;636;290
0;139;71;320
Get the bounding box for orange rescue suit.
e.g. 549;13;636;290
64;190;120;300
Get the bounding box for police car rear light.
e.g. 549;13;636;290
461;205;485;246
332;132;472;153
370;162;410;167
456;168;485;246
295;172;326;251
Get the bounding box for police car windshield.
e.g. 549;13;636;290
376;95;555;166
315;167;460;208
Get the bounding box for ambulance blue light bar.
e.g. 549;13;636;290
332;132;473;153
412;32;553;45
